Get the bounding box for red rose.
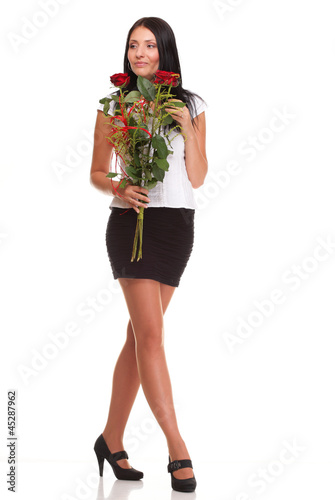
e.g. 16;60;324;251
110;73;130;88
154;71;180;87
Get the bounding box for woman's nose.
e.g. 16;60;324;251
136;45;144;57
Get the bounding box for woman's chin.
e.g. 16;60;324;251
133;68;155;81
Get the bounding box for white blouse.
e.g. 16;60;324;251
97;93;207;209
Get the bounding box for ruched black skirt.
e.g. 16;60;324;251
105;207;195;287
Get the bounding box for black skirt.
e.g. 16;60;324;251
105;207;195;287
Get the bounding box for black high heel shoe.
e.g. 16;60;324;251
94;434;143;480
167;455;197;492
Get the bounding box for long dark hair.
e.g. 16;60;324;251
121;17;204;126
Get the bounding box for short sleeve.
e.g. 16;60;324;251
97;93;116;116
191;94;208;119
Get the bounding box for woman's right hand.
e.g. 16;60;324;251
115;182;150;213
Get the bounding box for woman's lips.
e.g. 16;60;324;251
135;62;148;67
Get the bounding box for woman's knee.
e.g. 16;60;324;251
124;319;164;351
133;324;164;351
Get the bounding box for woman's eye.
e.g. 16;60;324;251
129;43;156;49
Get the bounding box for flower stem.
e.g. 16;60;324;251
131;206;145;262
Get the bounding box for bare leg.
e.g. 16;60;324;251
102;319;140;467
102;279;177;470
118;278;194;480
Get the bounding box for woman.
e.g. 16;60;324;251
90;17;207;493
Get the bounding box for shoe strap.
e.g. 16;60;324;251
168;459;193;473
110;450;129;462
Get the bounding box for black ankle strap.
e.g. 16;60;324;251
110;450;129;461
168;459;193;473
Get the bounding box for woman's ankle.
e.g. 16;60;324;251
102;431;124;452
167;438;190;460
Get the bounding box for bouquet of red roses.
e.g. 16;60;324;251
99;71;186;262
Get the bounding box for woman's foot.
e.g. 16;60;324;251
102;431;132;469
94;434;143;480
168;439;194;480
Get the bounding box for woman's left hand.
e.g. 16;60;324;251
165;99;192;131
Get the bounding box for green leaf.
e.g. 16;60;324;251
152;135;168;159
136;128;151;141
134;152;141;168
106;172;118;178
144;168;152;180
146;179;158;190
119;178;128;189
137;76;156;101
152;163;165;182
124;90;142;103
166;101;186;109
103;100;111;115
125;166;142;179
139;122;149;130
142;193;150;204
99;97;111;104
155;158;169;171
161;114;174;126
99;96;118;114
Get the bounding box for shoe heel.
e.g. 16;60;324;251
93;434;143;480
95;451;104;477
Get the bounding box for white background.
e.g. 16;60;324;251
1;0;335;499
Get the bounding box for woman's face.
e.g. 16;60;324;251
128;26;160;82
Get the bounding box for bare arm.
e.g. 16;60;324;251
165;102;208;188
90;110;150;213
184;112;208;189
